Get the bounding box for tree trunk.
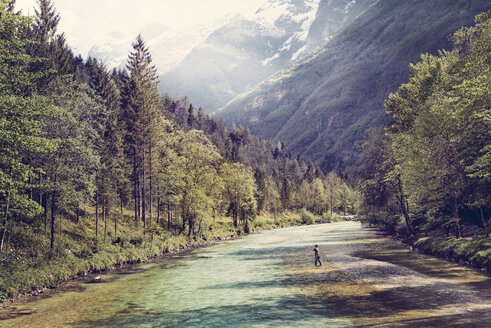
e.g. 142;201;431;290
0;191;11;253
198;216;203;236
181;214;186;235
38;172;42;204
453;198;462;239
103;204;107;241
396;175;415;235
479;207;487;228
188;215;193;237
330;189;333;216
142;142;146;234
120;193;123;217
133;148;138;223
95;191;99;238
28;174;33;200
156;196;160;226
50;189;56;249
138;181;141;220
167;201;171;230
117;190;123;238
43;191;48;232
149;141;152;227
58;207;62;237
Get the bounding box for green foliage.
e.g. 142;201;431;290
221;162;257;227
414;233;491;269
0;209;311;300
0;2;353;302
300;209;315;225
359;10;491;238
0;0;58;251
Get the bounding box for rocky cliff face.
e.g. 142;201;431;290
305;0;376;53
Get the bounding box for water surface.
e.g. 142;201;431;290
1;222;490;327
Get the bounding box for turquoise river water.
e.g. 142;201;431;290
1;222;490;327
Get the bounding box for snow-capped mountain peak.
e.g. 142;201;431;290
255;0;321;23
252;0;321;64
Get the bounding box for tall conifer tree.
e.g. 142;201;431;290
0;0;55;251
122;35;160;231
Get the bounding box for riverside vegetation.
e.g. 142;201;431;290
357;11;491;271
0;0;357;302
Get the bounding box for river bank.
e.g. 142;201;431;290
370;222;491;274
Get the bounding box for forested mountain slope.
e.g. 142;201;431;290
216;0;491;171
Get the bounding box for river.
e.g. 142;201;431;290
1;221;490;327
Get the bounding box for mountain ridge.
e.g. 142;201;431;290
216;0;491;171
158;0;375;112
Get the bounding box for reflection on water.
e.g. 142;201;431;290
1;222;490;328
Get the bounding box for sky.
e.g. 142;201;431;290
15;0;267;56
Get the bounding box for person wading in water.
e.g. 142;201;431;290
313;244;322;266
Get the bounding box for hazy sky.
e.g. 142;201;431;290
15;0;267;56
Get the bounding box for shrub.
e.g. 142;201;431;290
301;209;315;225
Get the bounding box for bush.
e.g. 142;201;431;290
301;209;315;225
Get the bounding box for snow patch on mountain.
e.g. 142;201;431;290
255;0;320;25
344;0;357;13
291;44;307;61
253;0;321;66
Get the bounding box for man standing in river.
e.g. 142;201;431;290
313;244;322;266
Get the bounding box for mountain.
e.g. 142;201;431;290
87;0;376;113
87;16;238;73
215;0;491;171
304;0;378;53
158;0;376;112
158;0;319;112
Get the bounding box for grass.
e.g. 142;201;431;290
413;232;491;271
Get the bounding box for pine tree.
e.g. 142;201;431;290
121;35;161;232
0;1;56;251
32;0;60;43
29;0;74;88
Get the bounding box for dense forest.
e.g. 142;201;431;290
0;0;357;300
358;11;490;267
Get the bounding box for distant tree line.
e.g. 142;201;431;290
0;0;358;254
358;11;490;237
